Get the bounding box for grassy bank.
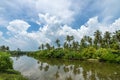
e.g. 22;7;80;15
28;47;120;63
0;69;27;80
0;51;27;80
28;30;120;63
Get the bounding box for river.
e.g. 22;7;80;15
11;55;120;80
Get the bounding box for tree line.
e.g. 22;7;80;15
38;30;120;51
29;30;120;63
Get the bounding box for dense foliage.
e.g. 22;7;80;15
0;69;27;80
0;51;27;80
0;52;13;71
29;30;120;63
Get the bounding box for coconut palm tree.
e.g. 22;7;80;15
55;38;60;48
87;36;92;46
41;44;44;50
80;38;86;49
114;30;120;49
72;41;79;50
94;30;102;48
66;35;74;48
103;31;111;48
45;43;51;50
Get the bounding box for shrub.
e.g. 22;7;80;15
64;51;82;60
0;52;13;71
81;47;96;59
96;48;117;62
115;56;120;63
46;48;65;58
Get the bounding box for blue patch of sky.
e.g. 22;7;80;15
71;1;102;29
0;27;9;38
27;21;40;32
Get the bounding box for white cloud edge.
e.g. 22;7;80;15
1;15;120;51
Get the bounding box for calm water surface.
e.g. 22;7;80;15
11;55;120;80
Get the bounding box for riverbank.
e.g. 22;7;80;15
0;69;27;80
11;55;120;80
28;47;120;63
0;51;27;80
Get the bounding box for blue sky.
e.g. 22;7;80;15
0;0;120;51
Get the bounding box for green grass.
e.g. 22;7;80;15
0;69;27;80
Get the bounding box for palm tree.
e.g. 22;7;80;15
72;41;79;50
38;46;41;50
6;46;9;51
55;39;60;48
114;30;120;49
64;42;68;49
45;43;51;50
83;36;92;46
94;30;102;48
87;36;92;46
38;44;44;50
0;45;6;51
103;31;111;48
66;35;74;48
41;44;44;50
80;38;86;49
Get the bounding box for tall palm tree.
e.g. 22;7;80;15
64;42;68;49
94;30;102;48
55;38;60;48
66;35;74;48
114;30;120;49
45;43;51;50
72;41;79;50
38;44;44;50
87;36;92;46
41;44;44;50
103;31;111;48
80;38;86;48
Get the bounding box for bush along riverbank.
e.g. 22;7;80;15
0;51;27;80
28;30;120;63
29;48;120;63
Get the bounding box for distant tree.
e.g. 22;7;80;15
66;35;74;48
39;44;45;50
6;46;9;51
64;42;68;49
41;44;44;50
55;38;60;48
94;30;102;48
80;38;86;49
45;43;51;50
72;41;79;50
38;46;41;50
87;36;92;46
114;30;120;49
103;31;111;48
0;45;6;51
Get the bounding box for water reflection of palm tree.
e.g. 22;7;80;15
73;65;80;75
70;65;73;70
55;71;60;79
39;65;43;70
39;62;43;70
44;65;49;72
63;66;69;73
65;76;72;80
58;65;60;69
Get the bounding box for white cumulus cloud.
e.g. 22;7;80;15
7;20;30;34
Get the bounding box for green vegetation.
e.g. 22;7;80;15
0;70;27;80
29;30;120;63
0;52;12;71
0;51;27;80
